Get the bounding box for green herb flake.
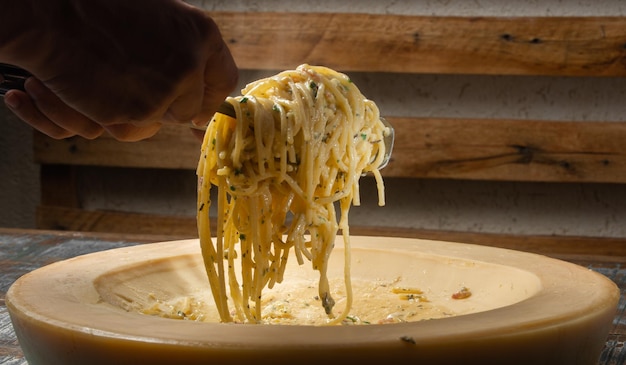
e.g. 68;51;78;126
310;81;319;97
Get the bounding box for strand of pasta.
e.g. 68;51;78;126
197;122;231;322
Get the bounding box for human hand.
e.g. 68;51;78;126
0;0;238;141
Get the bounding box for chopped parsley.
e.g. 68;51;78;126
310;81;319;97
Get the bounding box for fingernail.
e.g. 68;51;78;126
4;92;20;109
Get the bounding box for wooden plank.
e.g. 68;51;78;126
34;119;626;183
39;165;80;208
36;205;199;238
33;124;203;170
209;12;626;77
35;206;626;262
385;118;626;183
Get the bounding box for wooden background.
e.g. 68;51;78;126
32;12;626;237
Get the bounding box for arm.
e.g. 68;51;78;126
0;0;238;141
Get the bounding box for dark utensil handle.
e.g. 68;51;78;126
216;101;235;119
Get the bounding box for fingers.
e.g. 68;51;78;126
4;77;104;139
4;78;162;142
104;122;162;142
190;127;206;142
4;90;73;138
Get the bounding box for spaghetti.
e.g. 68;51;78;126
196;64;389;324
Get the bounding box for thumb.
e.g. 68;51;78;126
164;70;205;124
193;42;239;126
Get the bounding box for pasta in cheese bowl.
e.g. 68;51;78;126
5;65;619;365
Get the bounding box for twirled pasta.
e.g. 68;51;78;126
196;64;389;324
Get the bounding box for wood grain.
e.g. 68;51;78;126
33;124;202;170
385;118;626;183
210;12;626;76
36;205;199;238
34;119;626;183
